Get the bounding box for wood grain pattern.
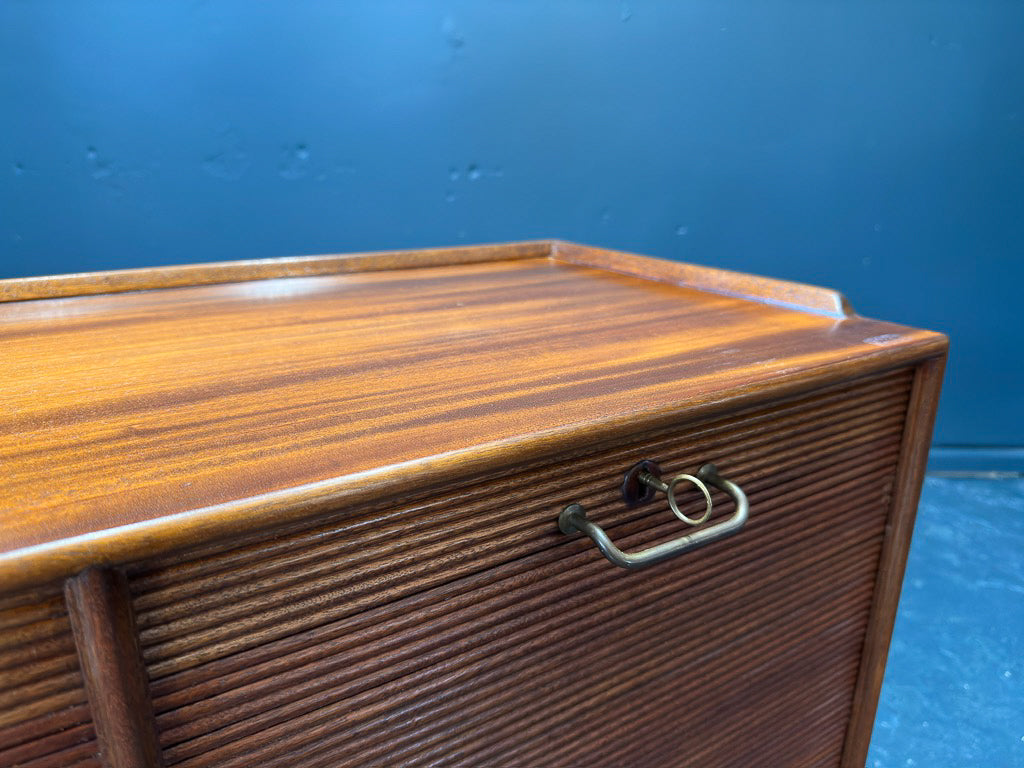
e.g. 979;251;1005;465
64;570;163;768
0;245;944;593
124;368;912;767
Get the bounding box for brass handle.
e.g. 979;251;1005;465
558;463;748;570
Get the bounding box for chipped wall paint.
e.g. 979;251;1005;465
1;1;1022;449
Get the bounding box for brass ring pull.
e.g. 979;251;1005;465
558;464;748;570
637;471;712;525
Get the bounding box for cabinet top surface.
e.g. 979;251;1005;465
0;241;945;584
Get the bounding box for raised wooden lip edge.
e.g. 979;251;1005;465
0;340;947;595
0;241;552;303
549;241;855;318
0;239;853;317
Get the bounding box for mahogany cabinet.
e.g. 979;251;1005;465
0;241;946;767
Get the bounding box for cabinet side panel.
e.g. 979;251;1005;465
841;355;947;766
0;586;100;767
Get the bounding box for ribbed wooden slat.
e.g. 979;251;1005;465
154;453;896;755
155;460;901;765
299;543;881;768
626;658;860;768
0;614;73;656
153;499;880;753
198;572;876;768
314;620;867;767
0;652;80;693
165;528;872;761
303;522;882;766
130;368;912;767
0;716;94;767
0;625;77;674
0;596;67;633
5;740;102;768
247;481;888;765
0;588;99;767
511;617;868;768
527;580;872;760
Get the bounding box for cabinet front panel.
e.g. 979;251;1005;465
128;367;914;767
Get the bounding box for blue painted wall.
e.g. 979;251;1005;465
2;1;1022;449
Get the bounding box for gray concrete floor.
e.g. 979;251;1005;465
868;476;1024;767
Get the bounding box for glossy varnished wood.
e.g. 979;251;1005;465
64;570;162;768
0;243;944;590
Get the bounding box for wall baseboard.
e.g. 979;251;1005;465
927;447;1024;475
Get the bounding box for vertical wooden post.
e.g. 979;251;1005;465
64;568;164;768
840;355;947;766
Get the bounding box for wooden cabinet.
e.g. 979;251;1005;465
0;241;946;767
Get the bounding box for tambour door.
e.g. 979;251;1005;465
0;585;100;768
125;366;914;768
